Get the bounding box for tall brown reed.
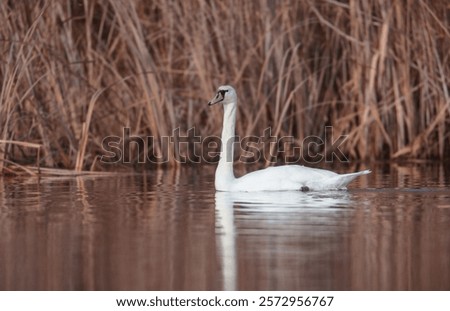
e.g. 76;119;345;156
0;0;449;172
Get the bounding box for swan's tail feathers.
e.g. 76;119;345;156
334;169;371;189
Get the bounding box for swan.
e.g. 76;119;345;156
208;85;371;191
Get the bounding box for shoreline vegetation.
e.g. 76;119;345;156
1;0;449;175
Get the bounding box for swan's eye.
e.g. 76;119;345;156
218;90;228;97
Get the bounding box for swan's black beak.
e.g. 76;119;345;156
208;91;225;106
208;97;221;106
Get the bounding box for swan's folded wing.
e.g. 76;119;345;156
233;165;336;191
316;169;371;189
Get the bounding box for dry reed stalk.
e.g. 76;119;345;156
1;159;38;176
0;139;42;174
75;87;105;171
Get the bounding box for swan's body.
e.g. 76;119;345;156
208;85;370;191
216;165;370;191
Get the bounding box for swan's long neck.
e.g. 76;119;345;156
215;102;237;191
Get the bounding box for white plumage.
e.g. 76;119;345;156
208;85;370;191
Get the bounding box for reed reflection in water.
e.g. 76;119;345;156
0;164;449;290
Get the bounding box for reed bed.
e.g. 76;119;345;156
0;0;449;173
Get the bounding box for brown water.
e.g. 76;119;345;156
0;164;449;290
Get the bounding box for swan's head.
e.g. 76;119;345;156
208;85;237;106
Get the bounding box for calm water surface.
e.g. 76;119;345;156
0;164;449;290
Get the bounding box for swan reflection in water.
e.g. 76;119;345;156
214;190;352;290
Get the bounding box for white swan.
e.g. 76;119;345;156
208;85;371;191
